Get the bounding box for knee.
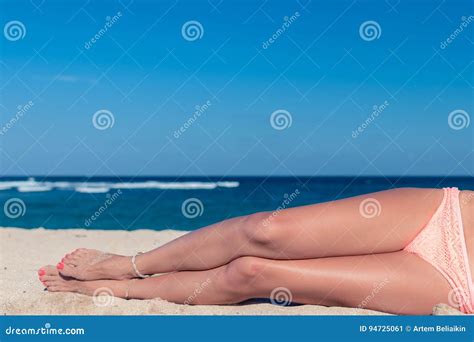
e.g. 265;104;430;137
241;212;290;246
221;256;267;289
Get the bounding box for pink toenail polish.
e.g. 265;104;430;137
38;269;45;276
57;262;64;270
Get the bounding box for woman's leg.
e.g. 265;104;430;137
59;188;444;280
42;251;452;315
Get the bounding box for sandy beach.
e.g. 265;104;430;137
0;227;392;315
0;227;464;316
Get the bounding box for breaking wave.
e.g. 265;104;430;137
0;178;239;193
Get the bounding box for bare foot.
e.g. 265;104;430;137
57;248;135;281
38;265;129;299
38;265;81;293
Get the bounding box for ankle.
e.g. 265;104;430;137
116;255;136;279
93;255;135;280
130;253;152;278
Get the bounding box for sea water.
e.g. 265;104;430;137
0;176;472;230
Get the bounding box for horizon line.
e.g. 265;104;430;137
0;175;472;179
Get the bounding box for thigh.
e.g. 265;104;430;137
247;251;452;315
270;187;444;257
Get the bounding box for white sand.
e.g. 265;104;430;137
0;227;390;315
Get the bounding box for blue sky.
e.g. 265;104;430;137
0;0;472;176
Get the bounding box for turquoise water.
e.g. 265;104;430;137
0;176;472;230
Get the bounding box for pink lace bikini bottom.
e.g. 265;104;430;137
404;187;473;314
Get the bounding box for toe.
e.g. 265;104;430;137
70;254;80;262
55;286;73;292
63;255;79;266
39;265;57;276
58;262;84;279
41;274;59;282
44;265;58;275
38;276;46;286
47;286;61;292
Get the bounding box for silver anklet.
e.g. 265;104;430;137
131;252;150;278
125;279;137;299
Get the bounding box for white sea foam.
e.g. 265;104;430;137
75;186;110;193
0;178;240;193
17;185;53;192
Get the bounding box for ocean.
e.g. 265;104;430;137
0;176;473;231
